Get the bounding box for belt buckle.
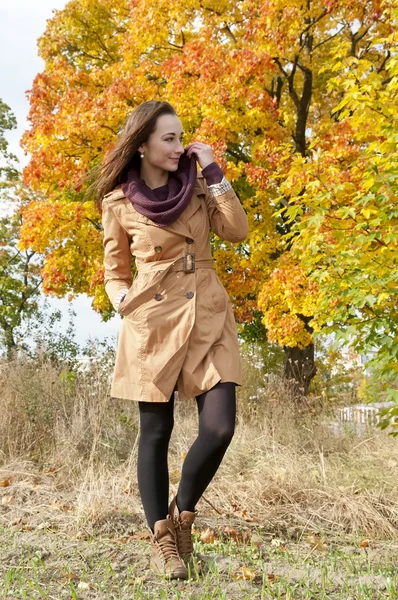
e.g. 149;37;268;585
183;253;195;272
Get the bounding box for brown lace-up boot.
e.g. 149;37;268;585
150;515;188;580
169;497;196;566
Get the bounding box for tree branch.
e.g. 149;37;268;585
377;50;391;74
222;24;237;44
299;8;328;46
312;26;345;52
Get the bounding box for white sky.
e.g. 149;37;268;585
0;0;121;351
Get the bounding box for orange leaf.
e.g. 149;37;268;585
0;478;10;487
223;526;243;543
360;538;370;548
200;527;216;543
241;508;254;522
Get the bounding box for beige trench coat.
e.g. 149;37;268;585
102;171;249;402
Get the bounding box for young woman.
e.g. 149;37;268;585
97;100;249;579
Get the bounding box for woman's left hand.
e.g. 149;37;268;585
185;142;214;169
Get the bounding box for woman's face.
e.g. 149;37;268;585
139;113;185;172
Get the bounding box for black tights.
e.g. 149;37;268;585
137;382;236;531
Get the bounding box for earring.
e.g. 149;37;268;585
140;153;144;158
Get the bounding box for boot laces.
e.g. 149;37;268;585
176;520;193;556
154;527;180;564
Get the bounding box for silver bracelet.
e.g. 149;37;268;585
208;176;232;197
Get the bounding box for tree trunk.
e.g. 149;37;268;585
3;326;18;361
283;315;317;396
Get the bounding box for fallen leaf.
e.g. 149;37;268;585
271;538;285;547
251;533;263;548
267;573;277;582
241;509;254;522
128;576;145;585
111;533;150;543
232;566;257;580
223;526;242;543
48;501;72;512
133;530;151;541
1;495;15;505
110;536;131;544
200;527;216;544
360;538;370;548
77;582;91;590
0;478;10;487
305;534;328;552
123;483;134;495
59;573;78;585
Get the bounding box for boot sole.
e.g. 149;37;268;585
150;559;188;580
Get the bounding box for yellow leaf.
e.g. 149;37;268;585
232;566;257;580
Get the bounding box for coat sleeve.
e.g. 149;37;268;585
102;199;132;311
199;175;249;243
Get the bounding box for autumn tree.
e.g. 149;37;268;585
19;0;397;394
0;103;44;357
281;27;398;424
0;100;18;185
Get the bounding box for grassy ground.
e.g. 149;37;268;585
1;519;397;599
0;357;397;598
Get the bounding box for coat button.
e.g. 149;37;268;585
155;246;162;253
186;291;194;299
154;293;163;301
186;238;194;244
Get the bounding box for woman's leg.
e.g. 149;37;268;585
137;394;175;531
175;381;236;512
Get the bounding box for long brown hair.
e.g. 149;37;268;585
87;100;177;213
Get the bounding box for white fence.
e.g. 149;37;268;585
336;402;396;426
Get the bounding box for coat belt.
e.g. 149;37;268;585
137;254;215;274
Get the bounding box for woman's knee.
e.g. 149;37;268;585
143;416;174;444
139;401;175;446
201;422;235;449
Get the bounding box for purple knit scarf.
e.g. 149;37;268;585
122;149;197;227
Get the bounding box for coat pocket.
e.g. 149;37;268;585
117;272;151;317
202;276;228;314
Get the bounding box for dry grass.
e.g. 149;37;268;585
0;354;397;541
